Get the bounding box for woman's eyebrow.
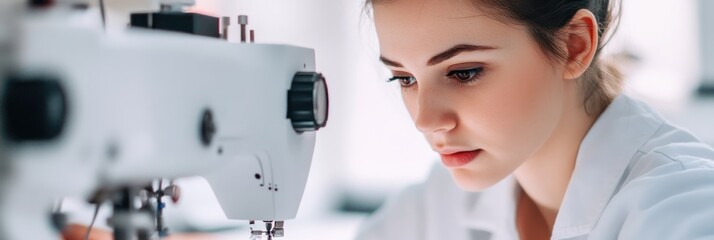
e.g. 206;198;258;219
379;56;404;68
379;44;496;68
427;44;495;66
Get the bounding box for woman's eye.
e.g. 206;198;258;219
446;67;484;82
388;76;417;87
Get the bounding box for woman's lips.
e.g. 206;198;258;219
440;149;482;168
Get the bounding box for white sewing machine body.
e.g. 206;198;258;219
0;2;327;239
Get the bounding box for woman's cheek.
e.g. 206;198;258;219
474;62;562;161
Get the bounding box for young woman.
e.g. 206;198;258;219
63;1;714;239
355;0;714;239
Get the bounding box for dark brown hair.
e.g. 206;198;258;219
366;0;623;115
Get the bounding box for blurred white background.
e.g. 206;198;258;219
63;0;714;239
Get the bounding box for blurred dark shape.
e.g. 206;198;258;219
338;191;385;214
130;12;220;38
1;74;67;142
28;0;54;8
698;0;714;97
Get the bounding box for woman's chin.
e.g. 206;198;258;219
449;168;505;192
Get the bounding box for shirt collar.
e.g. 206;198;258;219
551;95;664;238
460;95;664;239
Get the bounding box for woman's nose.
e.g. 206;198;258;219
413;88;457;134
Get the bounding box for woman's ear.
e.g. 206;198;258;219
562;9;599;80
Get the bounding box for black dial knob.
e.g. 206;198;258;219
2;75;68;141
287;72;329;132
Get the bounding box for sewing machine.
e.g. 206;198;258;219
0;0;329;239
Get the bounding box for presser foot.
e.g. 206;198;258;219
249;220;285;240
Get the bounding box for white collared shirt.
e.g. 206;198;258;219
355;95;714;240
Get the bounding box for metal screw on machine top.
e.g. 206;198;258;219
238;15;248;43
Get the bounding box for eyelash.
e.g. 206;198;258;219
387;67;485;89
387;76;417;88
447;67;484;86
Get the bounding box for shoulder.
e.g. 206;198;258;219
599;121;714;239
625;121;714;183
354;164;474;240
354;183;426;240
621;135;714;209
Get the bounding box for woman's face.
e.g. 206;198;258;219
373;0;569;190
